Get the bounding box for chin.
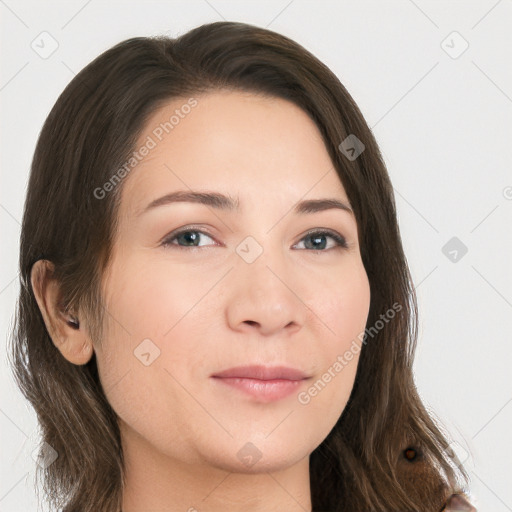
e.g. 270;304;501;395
204;441;310;475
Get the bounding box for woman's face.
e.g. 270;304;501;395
94;90;371;473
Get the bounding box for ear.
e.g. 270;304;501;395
30;259;94;365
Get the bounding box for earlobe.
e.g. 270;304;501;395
30;259;94;366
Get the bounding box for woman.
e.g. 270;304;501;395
9;21;476;511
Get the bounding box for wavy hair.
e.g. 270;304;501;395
8;21;471;511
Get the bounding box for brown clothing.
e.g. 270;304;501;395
396;446;477;511
442;493;477;511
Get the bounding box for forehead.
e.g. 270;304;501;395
119;90;349;218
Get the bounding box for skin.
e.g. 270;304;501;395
32;90;371;512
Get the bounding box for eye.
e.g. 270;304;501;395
161;227;349;251
293;229;348;251
162;228;216;249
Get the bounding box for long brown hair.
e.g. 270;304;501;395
9;21;471;511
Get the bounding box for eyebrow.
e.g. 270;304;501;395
137;190;353;217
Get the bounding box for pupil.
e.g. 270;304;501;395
181;232;199;246
309;234;326;250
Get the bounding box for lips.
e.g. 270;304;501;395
211;365;309;381
210;365;310;403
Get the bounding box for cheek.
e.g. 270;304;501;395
100;251;209;349
302;261;370;411
314;259;371;348
94;253;216;400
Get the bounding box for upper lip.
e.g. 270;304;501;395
211;365;309;381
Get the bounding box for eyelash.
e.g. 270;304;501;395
161;227;349;252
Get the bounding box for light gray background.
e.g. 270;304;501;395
1;1;511;511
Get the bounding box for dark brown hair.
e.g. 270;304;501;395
9;21;471;511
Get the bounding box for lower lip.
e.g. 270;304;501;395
211;377;306;402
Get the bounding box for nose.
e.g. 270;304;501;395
225;253;307;337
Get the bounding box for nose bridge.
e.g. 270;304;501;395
236;228;290;290
225;232;305;335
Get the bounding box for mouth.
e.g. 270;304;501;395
211;364;309;381
210;365;311;403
